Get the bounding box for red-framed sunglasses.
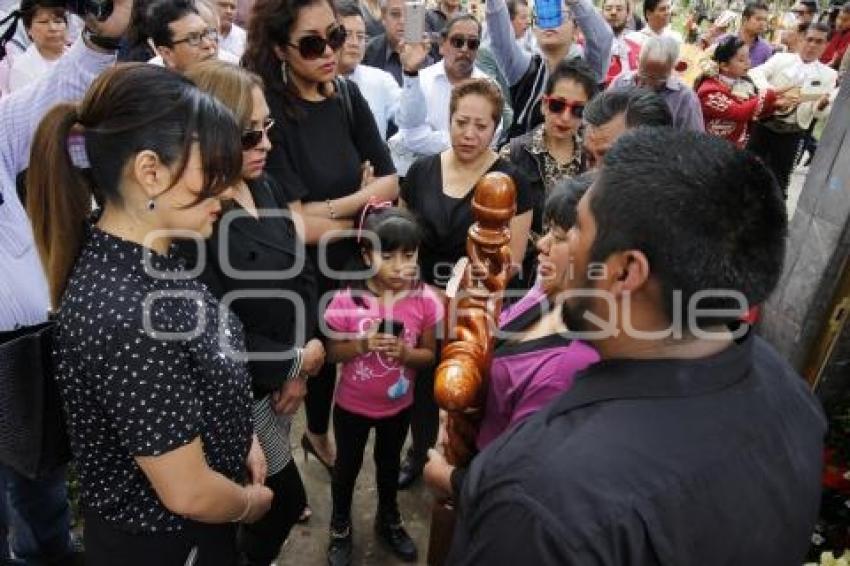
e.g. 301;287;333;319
542;95;585;118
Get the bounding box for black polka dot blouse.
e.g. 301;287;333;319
55;227;253;533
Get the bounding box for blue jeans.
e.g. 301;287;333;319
0;464;72;562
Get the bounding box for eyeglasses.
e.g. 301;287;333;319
288;24;347;59
543;95;585;118
241;117;275;150
171;27;219;47
448;35;481;50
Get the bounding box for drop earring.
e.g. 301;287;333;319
280;60;288;85
147;199;156;211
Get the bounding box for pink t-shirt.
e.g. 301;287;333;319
324;285;444;418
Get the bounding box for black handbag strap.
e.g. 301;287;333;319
335;77;356;136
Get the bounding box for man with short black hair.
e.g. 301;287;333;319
731;1;774;66
609;35;704;131
626;0;682;46
506;0;534;51
337;0;400;139
582;85;671;167
440;127;825;565
602;0;640;86
147;0;218;72
792;0;818;26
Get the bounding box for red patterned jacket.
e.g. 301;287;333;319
697;76;777;148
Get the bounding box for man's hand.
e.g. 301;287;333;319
399;40;431;74
245;435;267;485
88;0;134;38
301;339;326;376
272;376;307;415
424;448;455;499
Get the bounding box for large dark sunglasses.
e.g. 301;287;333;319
288;24;347;59
241;117;275;150
543;95;585;118
448;35;480;50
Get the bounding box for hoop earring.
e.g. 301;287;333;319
280;60;288;85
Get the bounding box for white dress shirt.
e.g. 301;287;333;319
9;44;64;92
626;26;684;47
219;24;247;59
347;64;400;140
391;60;500;174
0;39;116;329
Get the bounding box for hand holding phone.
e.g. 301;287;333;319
404;0;426;44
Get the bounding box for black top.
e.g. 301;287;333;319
401;154;532;288
265;80;395;276
56;228;253;533
181;174;318;398
447;333;826;565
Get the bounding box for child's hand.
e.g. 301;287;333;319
384;337;407;364
363;333;397;354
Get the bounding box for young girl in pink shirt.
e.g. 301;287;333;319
323;206;443;565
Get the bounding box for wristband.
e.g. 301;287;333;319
82;27;122;51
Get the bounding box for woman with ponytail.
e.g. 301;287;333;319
26;63;273;565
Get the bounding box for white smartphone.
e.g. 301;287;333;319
404;0;426;44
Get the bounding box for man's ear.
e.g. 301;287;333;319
157;45;177;69
609;250;651;298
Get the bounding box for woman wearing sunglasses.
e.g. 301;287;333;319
185;60;325;566
244;0;398;484
500;59;596;283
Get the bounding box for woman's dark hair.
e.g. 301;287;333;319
348;206;423;298
335;0;363;19
243;0;339;117
712;35;746;64
20;0;67;29
27;63;243;306
543;59;599;100
359;206;423;256
543;171;596;230
589;127;787;329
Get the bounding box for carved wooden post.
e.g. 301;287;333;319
427;172;517;565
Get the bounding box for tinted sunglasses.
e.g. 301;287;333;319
288;24;347;59
448;35;481;50
241;117;275;150
543;95;585;118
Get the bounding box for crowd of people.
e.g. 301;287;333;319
0;0;842;563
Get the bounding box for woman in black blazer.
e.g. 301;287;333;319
186;61;325;566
